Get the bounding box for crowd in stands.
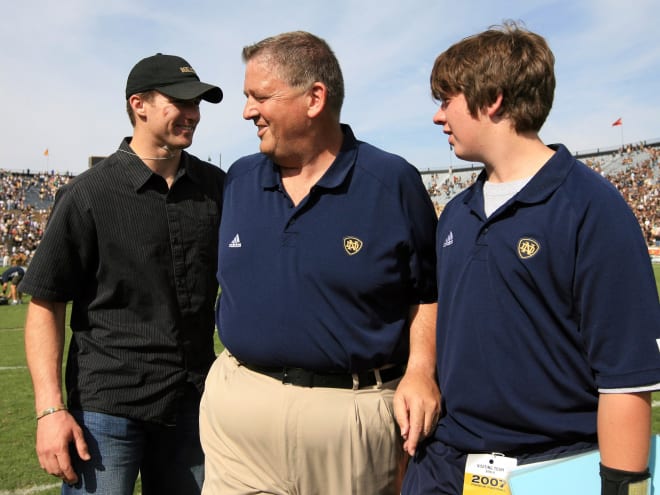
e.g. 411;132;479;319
1;141;659;269
586;143;660;247
423;141;660;247
0;171;72;267
426;171;479;203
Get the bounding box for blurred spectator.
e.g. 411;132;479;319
1;262;26;304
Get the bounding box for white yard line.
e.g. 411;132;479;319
0;483;61;495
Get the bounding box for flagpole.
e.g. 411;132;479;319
611;118;624;152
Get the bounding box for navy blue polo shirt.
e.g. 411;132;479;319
217;125;437;372
433;144;660;455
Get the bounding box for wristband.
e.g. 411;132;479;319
600;463;650;495
36;404;67;421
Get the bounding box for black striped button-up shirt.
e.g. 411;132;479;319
20;138;224;424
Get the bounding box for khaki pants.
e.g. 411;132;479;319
200;350;406;495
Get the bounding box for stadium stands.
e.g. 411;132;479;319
603;143;660;248
1;140;659;267
0;171;72;266
421;141;660;250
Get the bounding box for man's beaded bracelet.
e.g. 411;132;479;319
36;405;67;421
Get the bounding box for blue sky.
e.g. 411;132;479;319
2;0;659;174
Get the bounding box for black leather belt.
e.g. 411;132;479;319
240;362;406;389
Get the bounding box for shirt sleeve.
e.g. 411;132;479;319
576;188;660;390
20;184;93;301
399;165;438;305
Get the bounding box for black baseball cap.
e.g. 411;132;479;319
125;53;223;103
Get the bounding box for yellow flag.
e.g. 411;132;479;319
43;148;49;156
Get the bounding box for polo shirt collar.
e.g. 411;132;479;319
261;124;358;191
514;144;573;204
315;124;359;189
466;143;573;212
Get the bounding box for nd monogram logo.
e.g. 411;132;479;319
517;238;540;259
343;236;363;256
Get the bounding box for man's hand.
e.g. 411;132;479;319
393;368;441;456
36;411;90;485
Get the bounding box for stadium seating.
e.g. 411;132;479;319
1;140;658;267
421;141;660;247
0;171;72;266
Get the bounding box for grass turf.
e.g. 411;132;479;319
0;264;658;492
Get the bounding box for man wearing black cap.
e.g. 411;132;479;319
20;53;225;494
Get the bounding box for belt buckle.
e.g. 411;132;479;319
373;369;383;387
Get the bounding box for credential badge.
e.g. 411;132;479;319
517;237;540;259
343;236;363;256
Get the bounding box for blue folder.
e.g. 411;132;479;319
509;436;660;494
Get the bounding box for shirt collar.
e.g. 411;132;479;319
117;137;193;191
465;144;574;211
260;124;359;191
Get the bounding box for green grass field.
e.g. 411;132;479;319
1;264;659;493
0;292;223;494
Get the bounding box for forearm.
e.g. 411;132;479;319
598;391;651;471
24;298;68;413
406;302;438;376
26;298;89;483
394;303;440;455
